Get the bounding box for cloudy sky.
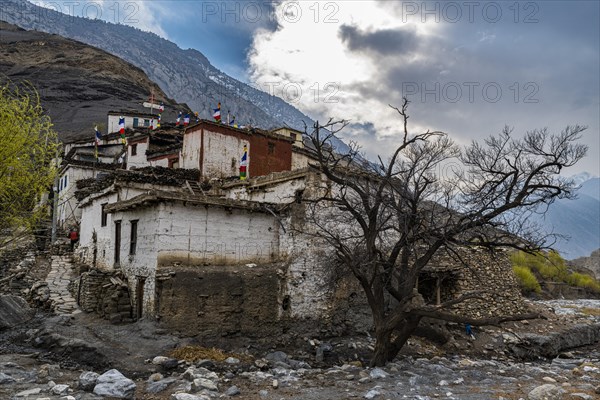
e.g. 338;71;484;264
42;0;599;175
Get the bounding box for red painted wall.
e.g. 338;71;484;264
186;121;293;178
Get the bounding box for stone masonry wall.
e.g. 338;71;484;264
73;270;133;323
154;264;283;338
443;248;528;318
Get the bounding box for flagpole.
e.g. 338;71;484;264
93;125;97;178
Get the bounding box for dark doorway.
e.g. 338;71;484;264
136;276;146;320
114;220;121;265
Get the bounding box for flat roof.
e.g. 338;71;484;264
104;190;273;213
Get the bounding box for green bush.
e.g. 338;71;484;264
567;272;600;293
511;250;600;294
512;265;542;294
510;250;568;281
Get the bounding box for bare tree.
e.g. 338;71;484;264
303;98;587;366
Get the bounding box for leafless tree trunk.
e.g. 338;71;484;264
302;98;587;366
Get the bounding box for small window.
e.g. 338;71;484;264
169;158;179;169
133;118;139;128
129;220;138;255
290;133;297;141
64;175;68;188
295;189;304;204
101;203;108;227
131;144;137;156
144;119;150;127
268;142;275;154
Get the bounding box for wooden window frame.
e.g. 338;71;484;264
129;220;138;256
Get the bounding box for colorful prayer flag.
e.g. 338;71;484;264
118;117;125;134
119;117;126;144
240;144;248;180
213;102;221;122
159;102;164;112
94;125;101;159
94;125;102;145
176;111;182;126
183;114;190;126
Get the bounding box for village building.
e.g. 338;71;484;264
78;167;375;334
59;111;527;337
181;120;295;180
107;110;160;134
126;128;183;170
71;166;527;336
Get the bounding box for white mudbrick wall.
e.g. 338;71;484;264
57;166;97;228
181;129;201;170
202;131;249;179
155;202;279;266
127;140;149;170
111;207;160;315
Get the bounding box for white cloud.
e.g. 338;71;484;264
248;1;445;158
248;1;599;174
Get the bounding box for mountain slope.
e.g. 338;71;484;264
577;177;600;201
570;249;600;280
534;178;600;259
2;0;350;152
0;21;184;141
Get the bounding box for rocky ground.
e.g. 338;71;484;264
1;247;599;400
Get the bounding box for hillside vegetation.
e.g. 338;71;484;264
511;250;600;297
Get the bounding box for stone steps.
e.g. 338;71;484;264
46;255;81;316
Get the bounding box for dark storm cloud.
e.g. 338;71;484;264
338;24;418;55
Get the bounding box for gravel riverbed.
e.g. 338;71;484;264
1;299;599;400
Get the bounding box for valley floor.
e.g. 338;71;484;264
1;249;599;399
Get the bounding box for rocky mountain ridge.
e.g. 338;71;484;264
1;3;329;139
571;248;600;280
534;177;600;259
0;21;185;141
1;0;350;152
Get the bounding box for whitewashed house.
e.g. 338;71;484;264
64;114;374;335
107;110;158;134
73;165;370;335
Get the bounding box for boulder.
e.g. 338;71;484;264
182;366;218;382
147;372;164;382
146;377;177;394
14;388;42;397
265;351;289;364
50;384;69;395
152;356;179;369
79;371;99;391
527;384;565;400
365;387;382;399
93;369;136;399
506;324;600;360
171;394;210;400
196;359;216;369
192;377;218;391
0;295;34;330
226;385;241;396
369;368;389;379
0;372;15;384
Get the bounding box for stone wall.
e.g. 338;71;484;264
425;248;529;318
73;270;133;323
154;264;284;338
